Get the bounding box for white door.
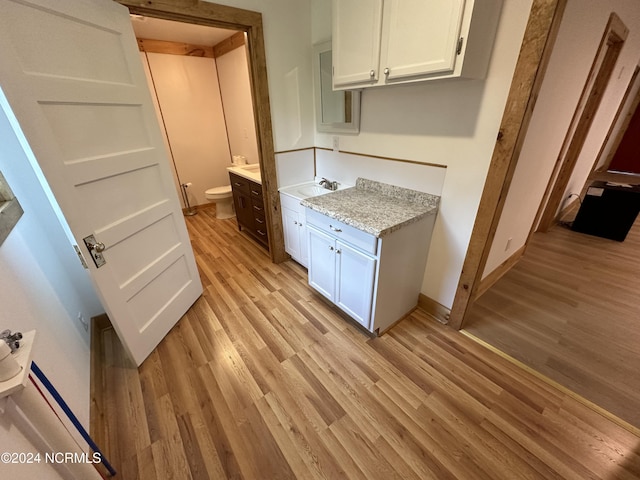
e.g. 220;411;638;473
0;0;202;366
381;0;465;81
332;0;384;88
335;241;376;328
307;225;336;302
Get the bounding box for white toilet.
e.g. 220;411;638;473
205;185;234;219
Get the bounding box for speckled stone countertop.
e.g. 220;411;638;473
301;178;440;237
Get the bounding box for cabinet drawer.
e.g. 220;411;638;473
306;208;377;255
250;184;263;200
229;172;251;195
253;211;266;229
251;201;265;215
254;223;269;243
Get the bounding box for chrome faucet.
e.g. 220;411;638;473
320;178;338;191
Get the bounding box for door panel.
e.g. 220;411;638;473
335;241;376;328
383;0;465;80
282;206;300;259
307;225;336;301
0;0;202;365
332;0;383;87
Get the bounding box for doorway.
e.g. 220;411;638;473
130;16;259;212
118;0;286;263
607;103;640;174
536;13;628;233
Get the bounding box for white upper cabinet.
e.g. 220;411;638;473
332;0;384;86
332;0;502;90
382;0;465;81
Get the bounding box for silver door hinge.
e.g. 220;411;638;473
457;37;464;55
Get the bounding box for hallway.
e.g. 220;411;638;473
465;213;640;430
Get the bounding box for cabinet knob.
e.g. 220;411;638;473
293;220;298;225
336;249;341;255
329;246;334;251
369;69;375;78
329;225;342;232
384;68;389;76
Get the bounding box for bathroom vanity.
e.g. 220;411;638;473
228;165;268;247
301;178;439;334
279;182;337;267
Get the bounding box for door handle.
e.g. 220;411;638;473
83;234;106;268
88;241;106;253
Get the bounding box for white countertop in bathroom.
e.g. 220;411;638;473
227;164;261;184
279;178;353;200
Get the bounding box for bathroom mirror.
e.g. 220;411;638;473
313;41;360;134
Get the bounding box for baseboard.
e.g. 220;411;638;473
417;294;451;325
474;244;526;301
89;314;111;445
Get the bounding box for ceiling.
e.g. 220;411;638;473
130;15;237;46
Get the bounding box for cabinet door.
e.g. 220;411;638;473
307;225;336;301
332;0;384;88
298;213;309;267
232;191;254;231
335;241;376;328
381;0;465;81
282;206;301;260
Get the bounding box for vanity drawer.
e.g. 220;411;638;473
229;172;251;195
305;208;378;255
250;184;263;200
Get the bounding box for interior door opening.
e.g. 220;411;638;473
130;15;262;219
119;1;285;264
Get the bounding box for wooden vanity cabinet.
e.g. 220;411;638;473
229;172;268;247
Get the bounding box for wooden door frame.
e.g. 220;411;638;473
535;13;628;233
448;0;567;330
116;0;286;263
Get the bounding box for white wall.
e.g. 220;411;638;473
275;149;316;187
484;0;640;277
310;0;532;308
143;52;232;207
206;0;315;151
315;150;447;195
216;42;260;165
0;95;103;476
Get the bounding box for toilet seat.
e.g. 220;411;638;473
205;185;232;200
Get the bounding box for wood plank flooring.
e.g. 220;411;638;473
466;211;640;430
93;207;640;479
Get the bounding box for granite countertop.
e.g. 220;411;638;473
301;178;440;237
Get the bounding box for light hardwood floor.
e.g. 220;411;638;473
92;207;640;479
466;205;640;430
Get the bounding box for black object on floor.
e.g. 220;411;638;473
571;180;640;241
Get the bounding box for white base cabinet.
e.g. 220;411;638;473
308;224;376;327
280;192;309;267
306;208;435;333
332;0;502;90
